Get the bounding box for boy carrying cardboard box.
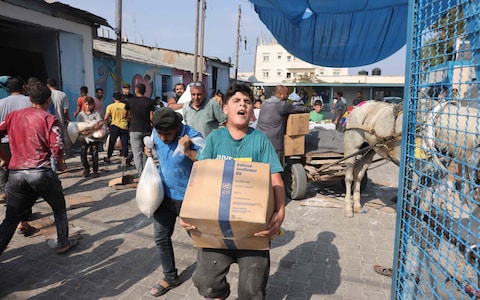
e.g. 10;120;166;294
180;84;285;300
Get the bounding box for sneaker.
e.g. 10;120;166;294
103;157;111;164
82;169;90;177
150;278;179;297
56;239;79;255
92;172;99;178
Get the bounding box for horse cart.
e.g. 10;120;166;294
284;127;368;200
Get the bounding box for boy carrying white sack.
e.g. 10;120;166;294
143;107;203;297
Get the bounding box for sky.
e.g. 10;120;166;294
58;0;406;76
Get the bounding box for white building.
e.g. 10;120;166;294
254;40;349;84
252;39;405;112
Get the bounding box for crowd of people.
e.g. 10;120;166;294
0;76;368;298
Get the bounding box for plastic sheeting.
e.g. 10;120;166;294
249;1;479;73
249;0;409;67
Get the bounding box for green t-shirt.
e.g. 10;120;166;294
182;98;227;138
197;127;283;174
310;110;324;122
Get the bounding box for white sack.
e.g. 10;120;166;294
172;136;205;157
76;121;95;132
135;157;164;218
67;122;80;144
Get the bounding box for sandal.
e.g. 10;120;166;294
373;265;393;277
56;239;79;255
150;278;179;297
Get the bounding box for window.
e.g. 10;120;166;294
286;72;291;78
333;71;340;76
263;71;269;78
277;54;282;60
263;55;269;62
293;72;297;77
287;56;291;62
277;71;282;76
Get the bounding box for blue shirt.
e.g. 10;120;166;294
153;124;202;200
197;127;283;174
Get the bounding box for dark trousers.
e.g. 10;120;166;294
107;125;129;158
152;197;182;281
0;169;69;254
0;143;11;193
80;141;99;172
193;248;270;299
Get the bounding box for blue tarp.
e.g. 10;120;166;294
249;0;409;67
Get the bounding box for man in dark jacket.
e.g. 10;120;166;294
256;85;309;165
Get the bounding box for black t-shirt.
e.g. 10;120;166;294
124;96;155;132
121;93;134;103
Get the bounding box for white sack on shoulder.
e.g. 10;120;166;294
172;136;205;157
135;157;164;218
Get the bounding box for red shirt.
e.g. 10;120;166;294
0;107;64;170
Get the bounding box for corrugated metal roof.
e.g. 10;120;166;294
93;38;230;72
2;0;111;28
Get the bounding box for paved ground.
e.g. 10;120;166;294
0;152;398;300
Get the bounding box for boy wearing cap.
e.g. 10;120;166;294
183;84;285;300
144;107;203;297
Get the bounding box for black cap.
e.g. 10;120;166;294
152;107;183;131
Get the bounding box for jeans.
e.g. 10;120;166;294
192;248;270;299
129;131;150;174
0;143;11;193
152;197;182;281
80;141;99;172
0;168;69;254
107;125;129;158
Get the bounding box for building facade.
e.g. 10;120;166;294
254;40;349;84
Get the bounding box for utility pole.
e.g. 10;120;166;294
193;0;200;82
199;0;206;83
115;0;122;91
234;4;241;85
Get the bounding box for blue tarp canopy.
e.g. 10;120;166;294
248;0;409;67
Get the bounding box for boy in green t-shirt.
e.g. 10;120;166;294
309;99;324;122
182;84;285;299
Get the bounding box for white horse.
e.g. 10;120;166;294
343;100;480;217
343;101;403;217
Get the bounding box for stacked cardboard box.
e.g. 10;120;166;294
284;113;309;156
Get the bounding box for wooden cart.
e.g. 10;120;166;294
284;128;368;200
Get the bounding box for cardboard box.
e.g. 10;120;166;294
286;113;309;136
284;135;305;156
180;159;274;250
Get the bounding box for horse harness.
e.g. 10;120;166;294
345;102;403;164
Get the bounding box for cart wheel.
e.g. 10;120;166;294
342;172;369;192
285;163;307;200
